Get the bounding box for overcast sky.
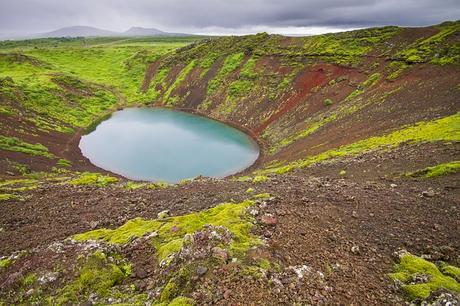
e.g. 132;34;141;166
1;0;459;37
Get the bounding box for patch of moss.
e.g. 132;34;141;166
396;21;460;65
53;251;130;304
0;258;12;269
245;187;255;193
323;98;333;106
252;193;271;200
345;72;381;101
252;175;269;183
69;172;118;187
0;135;54;158
73;200;260;263
164;60;196;105
259;112;460;176
386;61;409;81
0;193;20;201
168;296;195;306
389;252;460;301
405;161;460;178
206;52;245;96
56;158;71;168
124;181;147;190
441;264;460;281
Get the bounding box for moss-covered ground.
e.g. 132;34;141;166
389;252;460;301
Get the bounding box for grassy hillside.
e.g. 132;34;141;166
0;23;459;305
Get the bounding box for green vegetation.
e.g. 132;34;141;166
258;112;460;175
345;72;381;101
206;52;245;96
53;251;131;304
389;252;460;301
396;21;460;65
405;161;460;178
164;60;196;105
69;172;118;187
386;61;409;81
0;135;54;158
56;158;71;167
266;73;396;154
0;258;12;269
323;98;333;106
73;200;260;262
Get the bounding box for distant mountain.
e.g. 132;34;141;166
123;27;167;36
0;25;192;40
37;26;119;38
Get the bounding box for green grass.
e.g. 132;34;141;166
396;21;460;65
164;60;196;105
69;172;118;187
52;251;132;305
0;135;54;158
258;112;460;175
405;161;460;178
389;252;460;301
73;200;260;263
206;52;245;96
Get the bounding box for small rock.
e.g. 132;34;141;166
249;209;259;216
136;268;148;279
183;233;194;244
422;189;435;197
89;221;99;229
261;214;277;225
352;211;358;218
196;266;208;276
157;210;170;219
212;247;228;262
351;245;360;255
390;184;397;188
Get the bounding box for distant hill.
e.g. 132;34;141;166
36;26;119;38
0;26;190;40
123;27;166;36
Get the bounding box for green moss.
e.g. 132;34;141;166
252;175;269;183
345;72;381;102
56;158;71;167
252;193;271;199
124;181;147;190
441;264;460;281
386;61;409;81
206;52;245;96
259;112;460;176
22;273;37;287
228;79;253;97
245;187;255;193
0;193;20;201
389;253;460;301
164;60;196;105
53;251;130;304
339;170;346;176
257;258;271;270
0;136;54;158
405;161;460;178
69;172;118;187
73;200;260;263
323;98;333;106
396;21;460;65
168;296;195;306
0;258;12;269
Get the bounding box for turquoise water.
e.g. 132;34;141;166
79;108;259;183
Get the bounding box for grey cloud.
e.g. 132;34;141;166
0;0;459;36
